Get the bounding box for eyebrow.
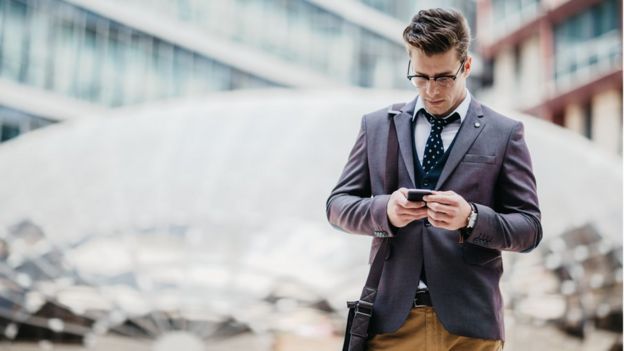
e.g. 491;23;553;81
413;69;455;77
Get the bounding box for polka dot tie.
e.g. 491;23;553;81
421;110;460;174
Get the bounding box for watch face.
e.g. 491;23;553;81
468;211;477;228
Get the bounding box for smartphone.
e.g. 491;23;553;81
407;189;433;202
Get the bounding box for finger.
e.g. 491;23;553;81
423;193;452;203
398;213;428;223
394;188;408;200
397;215;420;223
428;217;450;228
427;208;452;222
396;212;422;220
394;191;410;207
431;190;458;196
406;213;429;222
424;193;458;206
426;201;455;215
396;194;426;208
402;200;427;209
398;208;428;217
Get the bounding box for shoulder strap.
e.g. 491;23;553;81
384;103;403;194
348;103;405;346
362;103;405;303
367;102;403;288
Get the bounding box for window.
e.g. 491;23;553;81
1;123;20;141
583;102;592;139
481;58;495;88
513;44;522;77
553;0;621;83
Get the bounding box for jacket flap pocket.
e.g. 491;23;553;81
463;154;496;164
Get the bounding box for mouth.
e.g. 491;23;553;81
427;100;444;106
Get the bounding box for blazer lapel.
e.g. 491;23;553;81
435;97;485;190
393;96;418;188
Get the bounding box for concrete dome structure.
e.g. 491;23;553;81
0;89;620;349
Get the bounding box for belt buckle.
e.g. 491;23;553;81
413;300;428;308
413;290;429;308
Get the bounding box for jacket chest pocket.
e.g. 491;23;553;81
453;154;499;203
462;153;496;164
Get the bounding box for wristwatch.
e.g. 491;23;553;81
466;202;478;229
459;203;478;243
459;202;479;244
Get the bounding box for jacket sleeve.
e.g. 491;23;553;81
465;122;543;252
325;116;396;238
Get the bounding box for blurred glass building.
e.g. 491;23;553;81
476;0;623;155
0;0;480;142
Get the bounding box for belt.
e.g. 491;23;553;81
412;290;432;308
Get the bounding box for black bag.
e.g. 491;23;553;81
342;240;391;351
342;104;403;351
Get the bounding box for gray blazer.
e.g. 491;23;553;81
326;95;542;341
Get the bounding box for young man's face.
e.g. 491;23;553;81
408;48;472;117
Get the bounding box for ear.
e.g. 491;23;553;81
463;55;473;77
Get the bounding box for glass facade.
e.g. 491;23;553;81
0;0;483;142
489;0;541;38
122;0;408;89
0;0;280;108
358;0;418;21
553;0;621;86
359;0;476;24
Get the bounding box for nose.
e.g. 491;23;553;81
424;80;439;95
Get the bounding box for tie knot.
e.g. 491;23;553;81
422;110;460;128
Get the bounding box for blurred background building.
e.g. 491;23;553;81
0;0;479;141
476;0;622;155
1;0;620;156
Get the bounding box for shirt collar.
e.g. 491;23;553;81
412;89;471;123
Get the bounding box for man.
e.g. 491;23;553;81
326;8;542;351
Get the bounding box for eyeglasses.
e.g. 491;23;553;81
406;60;465;89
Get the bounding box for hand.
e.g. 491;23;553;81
422;190;471;230
387;188;428;228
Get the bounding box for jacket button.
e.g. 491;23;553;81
424;221;431;227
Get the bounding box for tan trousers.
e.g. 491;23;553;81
367;307;503;351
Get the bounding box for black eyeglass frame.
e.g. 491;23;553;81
406;60;465;87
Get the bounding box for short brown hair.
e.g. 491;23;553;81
402;8;471;62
